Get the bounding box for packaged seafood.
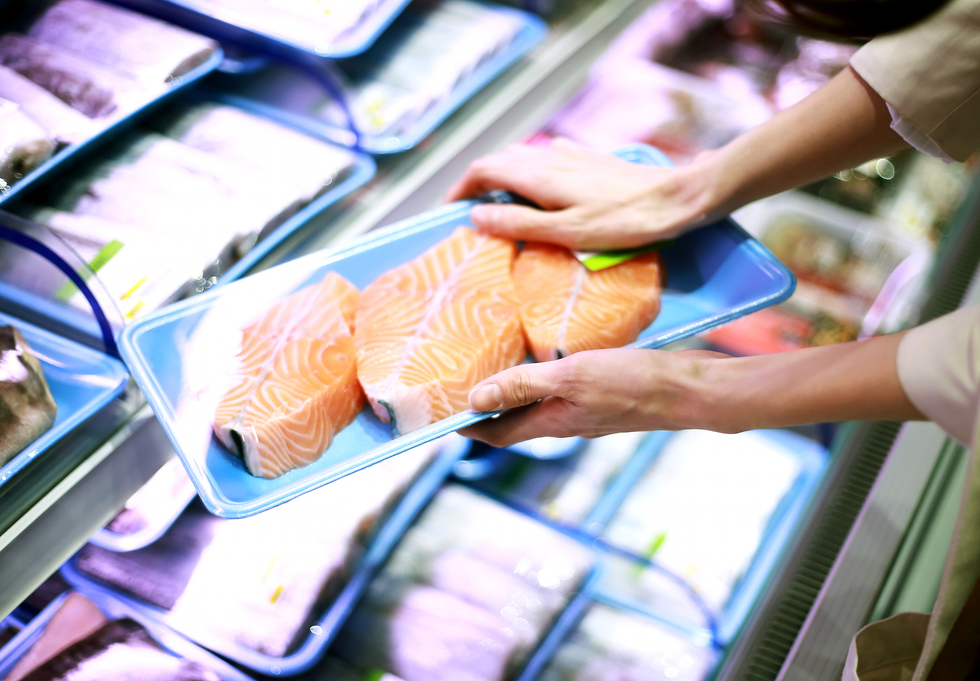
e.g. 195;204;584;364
72;443;441;658
332;484;595;681
296;656;406;681
0;100;54;189
102;457;197;538
600;430;803;623
0;325;57;467
151;103;357;203
0;34;148;119
212;272;365;479
26;0;218;87
538;602;716;681
514;244;664;361
355;227;525;437
470;432;647;526
0;66;94;145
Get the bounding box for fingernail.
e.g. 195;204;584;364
471;204;495;228
470;383;503;412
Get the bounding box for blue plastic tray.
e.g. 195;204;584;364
0;94;376;349
515;592;720;681
0;311;129;489
108;0;415;60
220;4;548;153
62;434;472;675
0;588;255;681
119;143;794;518
585;429;828;644
0;48;223;209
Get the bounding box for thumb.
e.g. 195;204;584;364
470;204;560;243
469;362;569;412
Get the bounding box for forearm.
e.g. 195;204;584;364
691;331;925;432
681;66;908;222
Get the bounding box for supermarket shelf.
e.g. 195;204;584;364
0;0;658;617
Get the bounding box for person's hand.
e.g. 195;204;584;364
459;348;733;446
445;138;721;251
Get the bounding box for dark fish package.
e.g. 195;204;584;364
0;589;255;681
0;0;222;201
0;325;57;466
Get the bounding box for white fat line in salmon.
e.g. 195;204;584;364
378;233;489;403
554;264;587;360
224;293;324;453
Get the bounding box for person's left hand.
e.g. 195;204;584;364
459;347;732;446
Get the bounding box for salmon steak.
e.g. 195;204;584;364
514;244;665;361
355;227;526;436
213;272;366;479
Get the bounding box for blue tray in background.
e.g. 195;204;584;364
0;94;376;350
108;0;414;60
0;49;224;209
0;311;129;489
62;434;472;676
584;428;828;645
0;589;255;681
220;4;548;153
118;143;795;519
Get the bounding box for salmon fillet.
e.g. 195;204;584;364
514;244;664;361
213;272;366;479
355;227;525;436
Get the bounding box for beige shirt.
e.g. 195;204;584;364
850;0;980;163
843;306;980;680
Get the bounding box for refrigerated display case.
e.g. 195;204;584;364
0;0;978;680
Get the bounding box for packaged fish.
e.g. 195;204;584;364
103;457;197;537
0;34;148;119
152;103;357;203
0;99;54;190
332;485;594;681
0;65;94;145
355;227;525;437
296;656;406;681
600;430;803;621
538;603;717;681
472;432;647;526
26;0;218;87
5;593;109;681
318;0;526;137
0;325;57;467
73;444;440;658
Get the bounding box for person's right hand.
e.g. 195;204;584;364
445;138;721;251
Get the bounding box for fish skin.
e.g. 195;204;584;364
0;326;57;466
212;272;365;479
355;227;525;437
513;243;664;362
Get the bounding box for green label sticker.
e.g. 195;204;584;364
55;240;124;302
578;240;675;272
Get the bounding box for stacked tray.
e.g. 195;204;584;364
117;144;796;519
0;0;223;206
0;588;255;681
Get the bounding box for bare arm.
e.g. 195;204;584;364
461;332;925;446
446;67;908;249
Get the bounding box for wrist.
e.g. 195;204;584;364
682;353;747;434
677;148;739;229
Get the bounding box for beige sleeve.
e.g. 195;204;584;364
896;306;980;445
849;0;980;163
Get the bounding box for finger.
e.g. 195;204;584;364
460;397;576;446
444;152;536;202
470;204;566;244
468;360;573;413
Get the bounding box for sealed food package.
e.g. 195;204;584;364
332;485;595;681
0;0;218;189
0;325;57;467
538;603;717;681
711;192;931;352
600;430;804;624
471;432;648;526
0;99;54;189
71;442;442;658
102;457;197;539
1;102;358;321
0;591;251;681
319;0;526;137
